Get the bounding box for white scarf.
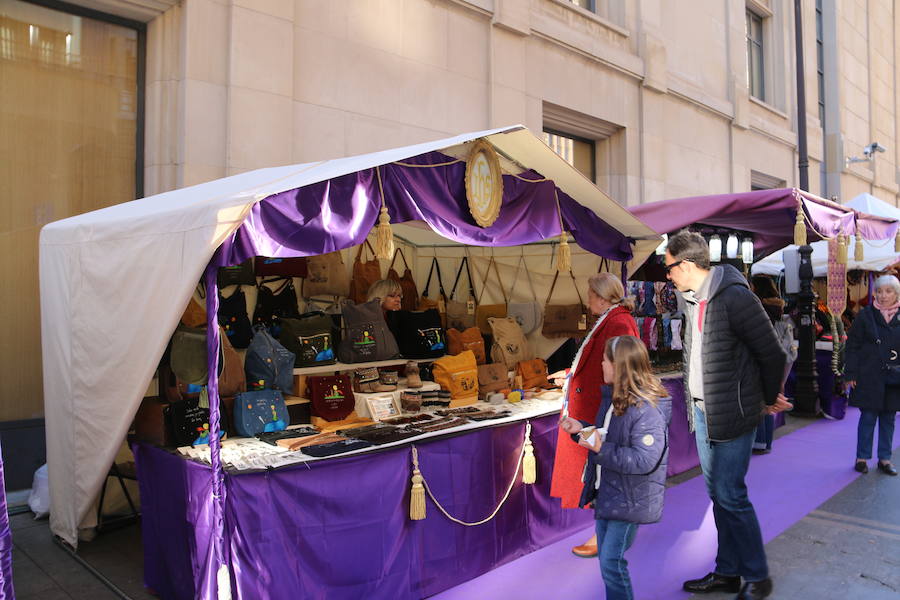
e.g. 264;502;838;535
561;305;616;418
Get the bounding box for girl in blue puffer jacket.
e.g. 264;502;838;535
560;335;671;600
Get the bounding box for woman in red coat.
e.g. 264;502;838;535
549;272;638;558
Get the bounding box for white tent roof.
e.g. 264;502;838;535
751;193;900;277
40;125;659;547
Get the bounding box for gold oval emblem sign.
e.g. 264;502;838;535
642;434;654;446
465;139;503;228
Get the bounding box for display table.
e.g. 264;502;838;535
784;348;848;419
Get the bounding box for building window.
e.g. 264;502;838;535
569;0;595;11
816;0;826;194
746;9;765;100
542;129;597;182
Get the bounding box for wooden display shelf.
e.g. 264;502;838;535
291;357;435;376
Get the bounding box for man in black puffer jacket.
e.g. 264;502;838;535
664;231;791;600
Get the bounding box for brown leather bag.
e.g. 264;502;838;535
541;271;591;339
474;256;508;335
477;363;509;399
304;251;351;298
446;327;486;365
446;256;476;331
180;286;207;328
516;358;549;390
218;327;247;399
387;248;419;311
348;239;382;304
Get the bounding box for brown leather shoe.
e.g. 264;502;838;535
571;542;598;558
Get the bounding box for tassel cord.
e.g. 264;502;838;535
413;421;534;526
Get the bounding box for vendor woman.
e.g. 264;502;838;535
548;272;639;558
367;279;403;313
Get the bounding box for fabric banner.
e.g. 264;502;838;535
827;239;847;317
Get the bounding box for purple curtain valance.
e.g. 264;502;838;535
214;151;634;267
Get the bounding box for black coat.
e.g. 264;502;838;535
683;265;786;442
844;305;900;412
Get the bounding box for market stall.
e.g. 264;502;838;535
39;125;662;599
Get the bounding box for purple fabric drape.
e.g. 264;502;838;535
629;188;898;259
213;152;634;268
134;415;593;600
0;438;15;600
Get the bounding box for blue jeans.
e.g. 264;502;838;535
753;414;774;450
856;409;897;461
595;518;638;600
693;405;769;582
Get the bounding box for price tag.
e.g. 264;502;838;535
577;313;587;330
467;299;475;315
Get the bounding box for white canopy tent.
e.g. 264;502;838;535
39;125;660;547
751;192;900;277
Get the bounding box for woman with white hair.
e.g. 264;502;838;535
844;274;900;476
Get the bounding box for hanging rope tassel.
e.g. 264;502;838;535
836;235;848;265
374;166;395;260
409;446;427;521
522;422;536;485
854;234;864;262
794;202;807;246
554;190;572;272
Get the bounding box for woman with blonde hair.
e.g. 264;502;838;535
549;271;639;558
560;335;671;600
366;279;403;313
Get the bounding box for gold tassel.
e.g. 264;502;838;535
554;189;572;272
522;422;536;485
409;446;426;520
373;167;394;260
895;231;900;252
854;235;864;262
794;204;807;246
836;235;848;264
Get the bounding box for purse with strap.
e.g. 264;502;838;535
516;357;549;390
233;389;289;437
244;325;295;392
348;239;383;304
387;248;419;311
542;270;591;339
446;256;477;331
253;278;301;337
474;255;508;335
446;326;486;365
180;285;207;328
385;308;446;359
338;299;400;363
432;350;479;405
477;362;509;399
278;312;337;367
218;286;253;348
507;255;542;335
304;251;351;299
307;374;355;422
418;257;448;324
488;316;532;369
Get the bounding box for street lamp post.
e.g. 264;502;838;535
793;244;820;415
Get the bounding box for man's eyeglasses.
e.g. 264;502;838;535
663;260;685;274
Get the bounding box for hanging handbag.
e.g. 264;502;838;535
488;316;532;369
386;308;446;359
507;255;543;334
180;285;207;328
446;326;487;365
338;299;400;362
348;239;383;305
170;325;222;386
477;363;510;399
446;255;477;331
218;327;247;398
254;256;308;278
165;397;215;446
474;255;509;335
218;286;253;348
307;374;355;422
217;259;255;287
541;270;591;339
279;312;338;367
432;350;479;405
253;278;301;337
418;257;448;324
244;325;295;392
387;248;419;311
233;389;289;437
516;358;550;390
304;251;351;298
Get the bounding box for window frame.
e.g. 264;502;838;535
542;127;598;183
746;8;766;101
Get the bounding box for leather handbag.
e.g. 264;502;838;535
474;256;508;335
516;358;549;390
432;350;479;404
244;325;295;392
446;326;486;365
348;239;383;304
387;248;419;311
307;374;355;422
506;255;542;334
218;327;247;398
278;312;337;367
385;308;446;359
418;257;447;325
253;278;301;337
217;259;255;286
338;299;400;363
477;363;509;399
541;271;591;339
446;256;477;331
488;316;532;369
170;326;215;386
254;256;308;278
218;286;253;348
304;251;351;298
180;285;207;328
233;389;289;437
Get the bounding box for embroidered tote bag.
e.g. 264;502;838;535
488;316;531;369
244;325;295;392
386;308;446;359
233;389;289;437
307;374;355;422
432;350;479;405
338;299;399;363
304;251;351;298
279;312;337;367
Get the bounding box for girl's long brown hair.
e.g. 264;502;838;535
604;335;668;416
